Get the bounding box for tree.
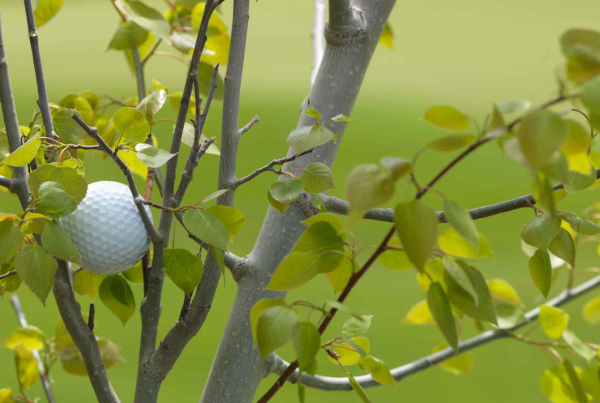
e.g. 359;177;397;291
0;0;600;403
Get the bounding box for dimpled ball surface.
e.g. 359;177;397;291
60;181;152;274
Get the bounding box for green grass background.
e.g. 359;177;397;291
1;0;600;402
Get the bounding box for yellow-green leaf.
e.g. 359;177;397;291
42;221;83;266
74;269;106;300
4;326;46;351
426;134;476;152
182;209;229;249
582;297;600;325
423;106;469;132
403;300;435;325
163;248;203;295
99;275;135;326
540;305;569;339
0;220;24;264
257;305;299;359
113;107;150;144
378;238;412;271
327;337;370;366
292;321;321;371
286;125;334;154
346;163;395;226
517;110;568;169
0;389;16;403
487;278;522;307
34;0;64;28
15;245;58;305
206;206;245;241
378;23;393;49
431;345;474;375
250;299;287;346
357;355;395;387
1;132;41;167
300;162;335;193
438;228;492;259
394;200;438;270
14;345;39;390
443;200;478;248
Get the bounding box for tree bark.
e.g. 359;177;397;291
200;1;396;402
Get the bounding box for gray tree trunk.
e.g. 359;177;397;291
200;1;397;401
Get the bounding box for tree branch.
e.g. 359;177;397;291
239;114;260;136
268;274;600;391
0;269;17;280
53;261;120;403
23;0;57;144
0;174;13;190
131;48;146;101
71;112;161;244
322;167;600;223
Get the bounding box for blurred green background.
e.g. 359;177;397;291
1;0;600;402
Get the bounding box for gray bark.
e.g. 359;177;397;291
200;1;396;402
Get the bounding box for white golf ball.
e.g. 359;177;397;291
60;181;152;274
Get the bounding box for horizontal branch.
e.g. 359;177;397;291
322;167;600;223
230;149;313;189
268;274;600;391
71;112;162;244
239;115;260;135
0;174;13;190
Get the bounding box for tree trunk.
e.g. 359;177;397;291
200;1;396;401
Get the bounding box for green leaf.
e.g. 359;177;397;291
302;212;344;231
557;212;600;235
99;275;136;326
250;299;287;345
540;305;569;339
426;134;476;152
517;110;568;169
269;179;304;206
29;164;88;206
286;125;334;154
563;360;589;403
487;278;522;307
52;108;85;144
199;188;229;204
346;164;395;225
444;261;497;324
580;365;600;401
423;106;469;132
205;206;245;241
378;238;412;271
108;20;149;50
342;315;373;338
1;132;41;167
443;258;478;304
394;201;438;270
331;114;351;122
348;372;372;403
170;92;197;115
267;188;288;214
325;257;353;293
4;326;46;351
304;107;322;121
34;0;64;28
324;301;365;321
0;220;24;263
163;248;203;295
497;100;531;115
443;200;478;248
582;75;600;117
80;91;99;110
37;181;77;217
431;345;474;375
14;345;39;390
521;212;562;250
137;90;168;124
292;321;321;370
42;221;83;266
267;252;329;291
327;337;370;365
182;209;229;249
563;330;596;363
0;260;21;296
438;228;492;259
428;282;458;351
548;228;576;267
114;0;171;42
300;162;335;193
529;250;552;298
257;305;299;359
207;245;225;276
74;269;106;300
134;144;177;168
15;245;58;305
541;363;586;403
113;107;150;144
582;297;600;325
357;355;395;387
403;300;435;325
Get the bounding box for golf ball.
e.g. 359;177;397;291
60;181;152;274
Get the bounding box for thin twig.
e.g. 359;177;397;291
0;174;13;190
0;269;17;280
239;115;260;135
88;303;95;332
142;39;162;65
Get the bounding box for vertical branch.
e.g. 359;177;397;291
310;0;326;86
10;295;56;403
131;48;146;101
23;0;57;143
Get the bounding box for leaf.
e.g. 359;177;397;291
181;123;220;155
182;209;229;249
548;228;576;267
292;321;321;370
540;305;569;339
498;100;531;115
340;316;372;339
14;345;39;390
563;330;596;363
394;201;439;270
191;2;229;33
541;363;587;403
269;179;304;206
428;283;458;351
444;262;497;324
403;300;435;325
163;248;203;295
4;326;46;351
137;90;168;123
256;305;299;359
348;372;372;403
29;164;88;206
517;110;569;169
443;258;478;304
529;250;553;299
1;132;41;167
114;0;171;42
206;206;245;241
521;212;562;250
286;125;334;154
170;92;197;115
34;0;64;28
267;253;327;291
331;114;351;122
431;345;474;375
250;299;287;345
53;108;85;144
423;106;469;132
557;211;600;235
108;20;148;50
443;200;478;248
134;144;177;168
438;228;492;259
36;181;77;217
42;221;83;266
487;278;522;307
580;365;600;401
582;297;600;325
378;238;412;271
325;257;353;293
74;269;106;300
327;337;370;365
300;162;335;193
267;188;288;214
379;157;411;181
358;355;395;387
0;220;24;263
15;246;57;305
563;120;592;155
563;360;589;403
378;23;393;49
200;188;229;204
0;389;16;403
426;134;476;152
208;245;225;276
346;164;395;225
113;107;150;144
0;260;21;296
582;72;600;120
303;107;322;120
99;275;135;326
302;212;344;231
